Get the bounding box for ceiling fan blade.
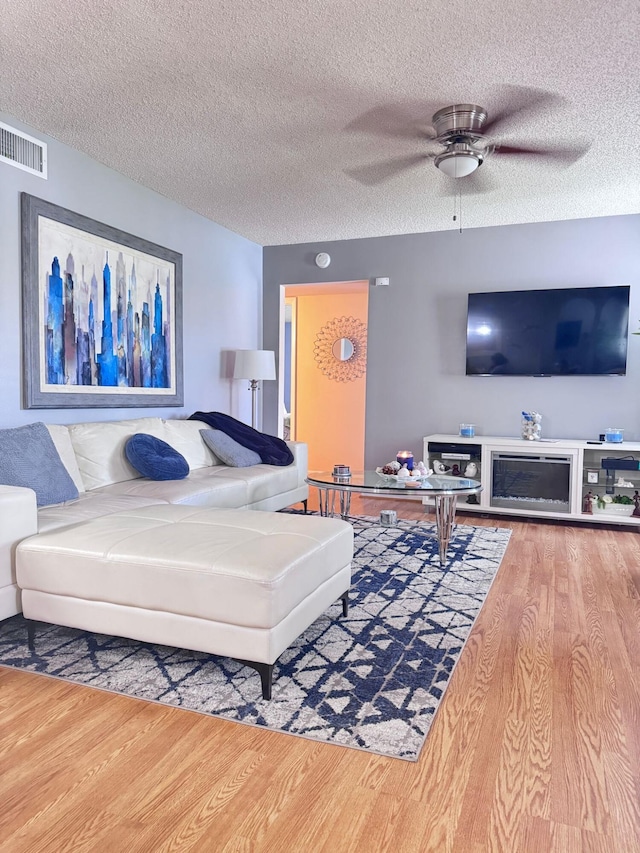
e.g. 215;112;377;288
438;167;497;196
344;104;436;141
482;85;565;135
345;153;430;185
493;141;591;164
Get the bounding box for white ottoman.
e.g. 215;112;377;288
16;505;353;699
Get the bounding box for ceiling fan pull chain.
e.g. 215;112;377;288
458;187;463;234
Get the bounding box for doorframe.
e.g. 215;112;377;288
277;286;287;439
279;295;298;440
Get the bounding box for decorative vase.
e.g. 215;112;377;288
521;411;542;441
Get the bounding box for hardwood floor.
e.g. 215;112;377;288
2;495;640;852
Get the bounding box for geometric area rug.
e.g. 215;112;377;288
0;516;511;762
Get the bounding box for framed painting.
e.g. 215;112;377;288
21;193;183;408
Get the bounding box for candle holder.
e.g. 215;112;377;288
396;451;414;471
380;510;398;527
333;464;351;476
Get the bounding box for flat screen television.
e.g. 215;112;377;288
465;285;630;376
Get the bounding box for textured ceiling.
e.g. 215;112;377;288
2;0;639;245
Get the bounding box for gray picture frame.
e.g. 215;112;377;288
21;193;184;408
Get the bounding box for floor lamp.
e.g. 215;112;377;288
233;350;276;429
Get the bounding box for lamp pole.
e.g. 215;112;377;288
249;378;259;430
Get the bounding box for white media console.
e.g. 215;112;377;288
423;434;640;526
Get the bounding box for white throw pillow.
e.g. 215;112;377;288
163;419;221;468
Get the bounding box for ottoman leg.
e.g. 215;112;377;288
340;590;349;617
27;619;36;652
235;658;275;700
236;588;349;699
302;498;308;514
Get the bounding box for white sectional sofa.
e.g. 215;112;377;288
0;416;309;620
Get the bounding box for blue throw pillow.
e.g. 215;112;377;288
0;422;79;507
199;429;262;467
125;434;189;480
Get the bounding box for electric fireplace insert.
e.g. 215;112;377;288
491;451;573;514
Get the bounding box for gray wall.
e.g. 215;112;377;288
0;112;263;429
264;215;640;467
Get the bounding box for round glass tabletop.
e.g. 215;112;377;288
306;471;481;495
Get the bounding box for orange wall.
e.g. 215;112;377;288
293;289;368;473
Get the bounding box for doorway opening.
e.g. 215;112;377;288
280;281;369;474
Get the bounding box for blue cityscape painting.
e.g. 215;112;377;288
38;217;177;399
38;217;175;392
22;194;183;408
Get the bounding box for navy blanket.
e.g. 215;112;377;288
189;412;294;466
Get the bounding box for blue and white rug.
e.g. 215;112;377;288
0;516;511;761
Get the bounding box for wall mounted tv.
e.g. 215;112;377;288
466;285;630;376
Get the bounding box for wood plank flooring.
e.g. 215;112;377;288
1;495;640;852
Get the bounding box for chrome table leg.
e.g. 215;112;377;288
318;488;338;517
318;488;329;516
434;494;458;565
339;490;351;519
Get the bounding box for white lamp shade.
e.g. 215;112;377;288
233;349;276;381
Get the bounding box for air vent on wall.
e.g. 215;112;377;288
0;122;47;178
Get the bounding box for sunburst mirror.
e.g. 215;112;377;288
314;316;367;382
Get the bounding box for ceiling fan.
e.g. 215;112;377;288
345;87;591;191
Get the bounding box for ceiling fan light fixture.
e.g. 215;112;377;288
435;150;481;178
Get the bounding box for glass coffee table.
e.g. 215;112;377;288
306;471;482;565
